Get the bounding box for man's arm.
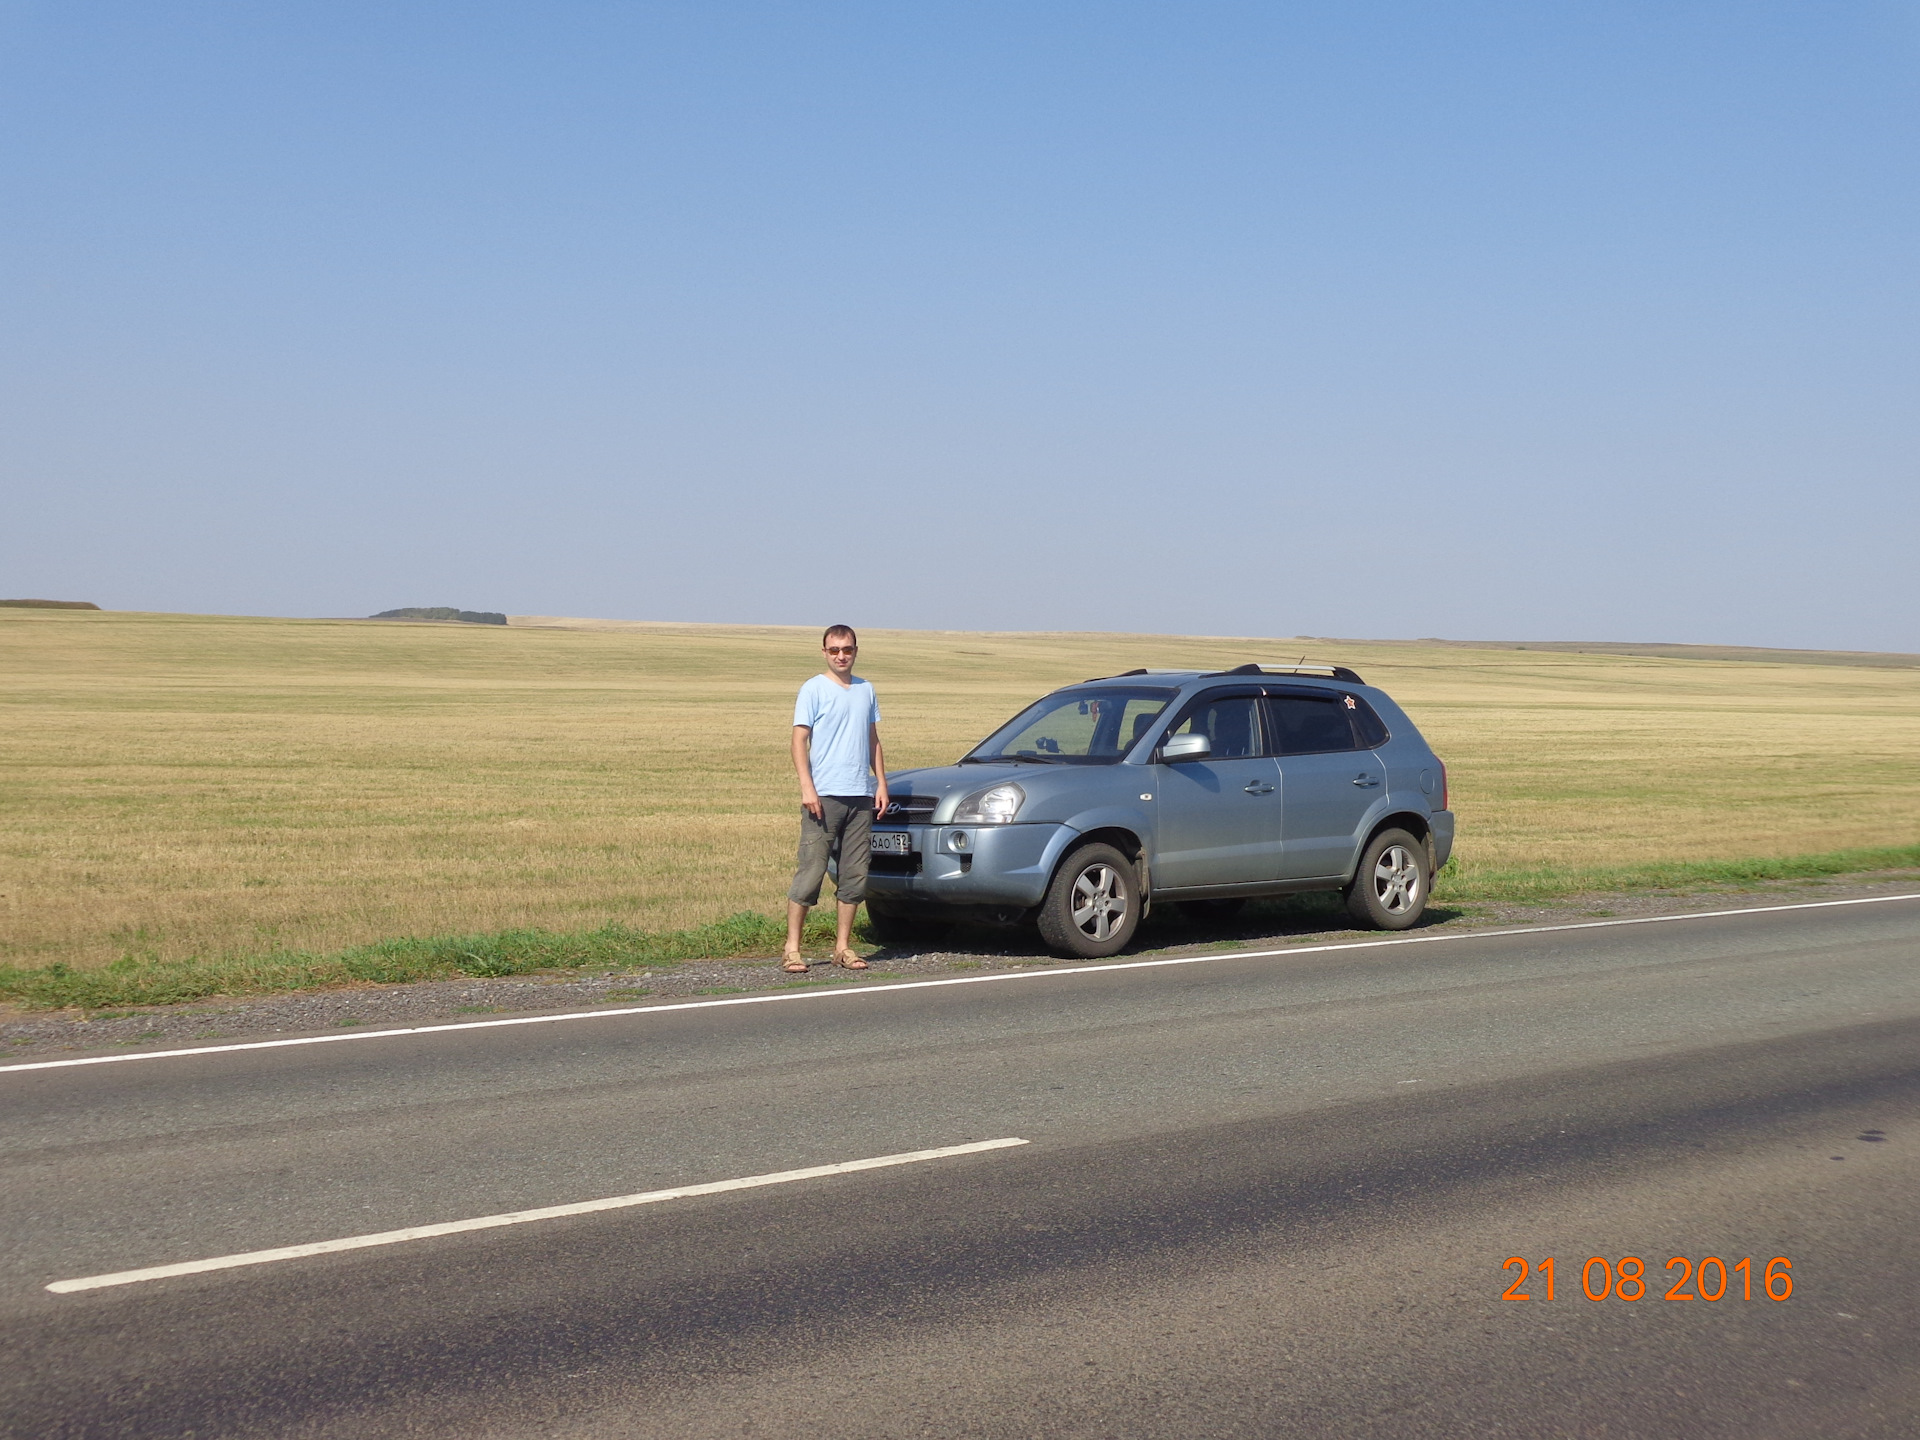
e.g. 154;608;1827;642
869;722;889;816
793;725;822;820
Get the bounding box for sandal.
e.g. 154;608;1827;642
832;949;869;970
781;949;809;974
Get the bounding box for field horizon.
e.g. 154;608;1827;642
63;602;1920;668
5;606;1918;985
381;609;1920;669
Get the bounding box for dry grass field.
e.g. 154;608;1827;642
3;608;1918;975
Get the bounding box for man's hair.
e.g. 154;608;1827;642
822;624;858;647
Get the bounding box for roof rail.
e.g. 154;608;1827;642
1214;662;1366;684
1081;667;1151;681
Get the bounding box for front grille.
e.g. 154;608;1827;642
879;795;939;822
869;851;922;876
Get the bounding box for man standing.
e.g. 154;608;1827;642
784;624;889;973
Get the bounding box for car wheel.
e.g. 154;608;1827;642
1036;843;1140;958
1344;828;1429;930
863;903;943;949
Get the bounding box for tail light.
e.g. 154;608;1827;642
1437;758;1449;811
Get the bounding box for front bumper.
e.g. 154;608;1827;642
864;822;1075;909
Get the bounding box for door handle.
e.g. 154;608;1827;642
1352;773;1379;788
1244;782;1275;795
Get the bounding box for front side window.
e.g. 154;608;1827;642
1264;693;1360;755
965;686;1175;765
1164;692;1263;759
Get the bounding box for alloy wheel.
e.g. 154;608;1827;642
1371;844;1421;914
1070;863;1128;942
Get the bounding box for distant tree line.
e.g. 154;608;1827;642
371;607;508;625
1;599;100;609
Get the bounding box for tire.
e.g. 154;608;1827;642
1178;897;1246;923
1035;843;1141;958
863;903;942;949
1344;828;1430;930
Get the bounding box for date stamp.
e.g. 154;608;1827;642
1502;1255;1793;1302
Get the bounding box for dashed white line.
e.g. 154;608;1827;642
46;1137;1030;1294
5;893;1916;1076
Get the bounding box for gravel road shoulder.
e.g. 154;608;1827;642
5;872;1916;1062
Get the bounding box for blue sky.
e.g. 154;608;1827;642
3;2;1916;649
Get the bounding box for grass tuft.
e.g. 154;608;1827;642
0;910;845;1011
1433;843;1920;903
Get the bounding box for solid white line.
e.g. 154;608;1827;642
6;892;1917;1076
46;1137;1029;1294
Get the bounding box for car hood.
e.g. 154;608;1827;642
884;762;1123;826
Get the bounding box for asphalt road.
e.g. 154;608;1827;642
3;897;1917;1438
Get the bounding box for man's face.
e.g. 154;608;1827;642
823;637;857;676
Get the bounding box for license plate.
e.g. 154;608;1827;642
869;831;912;855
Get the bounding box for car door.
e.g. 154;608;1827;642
1263;688;1382;880
1150;689;1285;888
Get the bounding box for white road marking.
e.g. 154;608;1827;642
6;893;1916;1076
46;1137;1029;1294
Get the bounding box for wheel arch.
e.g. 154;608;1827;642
1054;825;1149;905
1064;825;1145;866
1352;811;1433;883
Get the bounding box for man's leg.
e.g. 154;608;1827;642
833;798;873;963
786;803;835;964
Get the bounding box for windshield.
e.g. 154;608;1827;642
963;686;1176;765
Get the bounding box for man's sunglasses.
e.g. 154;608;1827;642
825;645;857;655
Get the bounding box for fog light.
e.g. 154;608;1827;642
949;830;970;852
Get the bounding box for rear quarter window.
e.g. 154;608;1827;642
1349;695;1391;748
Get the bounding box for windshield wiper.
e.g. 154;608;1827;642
959;753;1059;764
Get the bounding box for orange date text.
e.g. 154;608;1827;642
1502;1255;1792;1302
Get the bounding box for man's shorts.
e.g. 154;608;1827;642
788;795;873;906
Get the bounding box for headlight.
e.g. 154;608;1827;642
953;782;1024;824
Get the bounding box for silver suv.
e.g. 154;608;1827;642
865;664;1453;957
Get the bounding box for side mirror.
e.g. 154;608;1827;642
1159;733;1211;763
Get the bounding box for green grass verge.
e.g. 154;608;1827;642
0;910;848;1011
3;844;1915;1012
1434;843;1920;904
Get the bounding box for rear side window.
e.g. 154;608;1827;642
1166;692;1262;759
1263;694;1360;755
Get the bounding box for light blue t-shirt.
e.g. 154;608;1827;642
794;673;882;798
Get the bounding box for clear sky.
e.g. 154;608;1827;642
3;3;1916;649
